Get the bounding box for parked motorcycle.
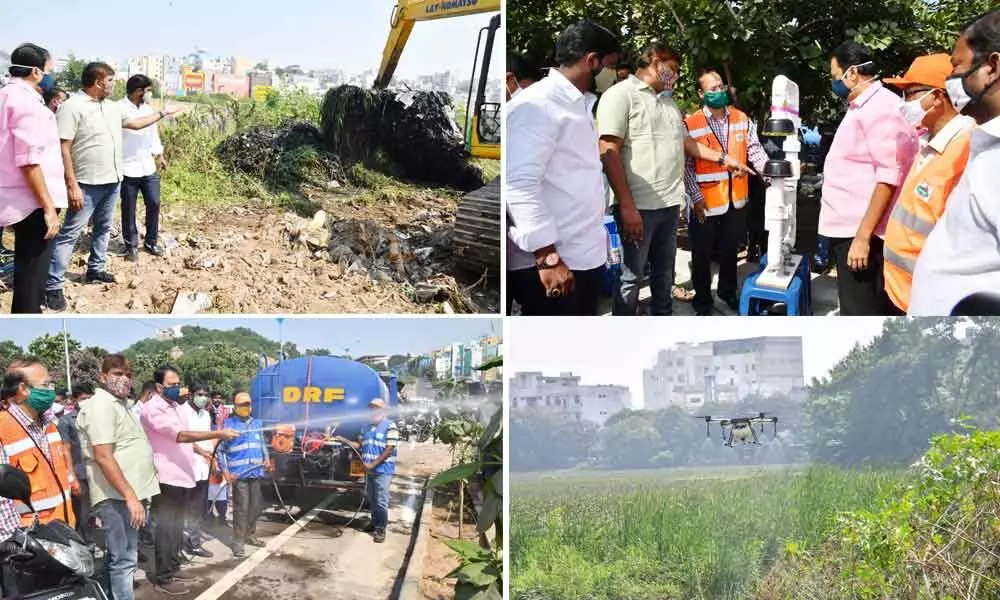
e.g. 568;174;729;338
0;464;108;599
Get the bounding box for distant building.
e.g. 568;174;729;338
156;325;185;340
510;371;631;426
128;55;166;83
231;56;255;76
643;337;805;411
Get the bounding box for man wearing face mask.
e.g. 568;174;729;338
506;20;621;316
334;399;399;544
119;75;166;263
879;54;976;314
140;366;238;595
216;392;273;557
45;63;181;312
506;53;539;101
820;41;919;315
181;383;214;559
910;8;1000;315
0;43;67;314
77;355;158;600
58;383;95;544
0;358;76;596
43;88;67;113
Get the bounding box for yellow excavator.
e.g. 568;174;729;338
375;0;501;278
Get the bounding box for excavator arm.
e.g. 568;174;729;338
375;0;502;89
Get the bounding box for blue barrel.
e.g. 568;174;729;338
602;215;622;296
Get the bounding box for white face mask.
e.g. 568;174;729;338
946;75;972;113
899;90;932;128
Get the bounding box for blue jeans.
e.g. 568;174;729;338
46;182;120;292
94;499;139;600
366;472;393;530
613;205;680;315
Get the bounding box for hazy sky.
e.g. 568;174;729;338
0;1;503;78
0;317;500;356
507;317;889;408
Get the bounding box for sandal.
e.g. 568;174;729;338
673;286;695;302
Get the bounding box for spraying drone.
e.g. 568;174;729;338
694;412;779;447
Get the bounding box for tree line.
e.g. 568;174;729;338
507;0;992;128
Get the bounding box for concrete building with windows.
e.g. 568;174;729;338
643;337;804;411
509;371;631;426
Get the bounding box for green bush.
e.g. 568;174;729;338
757;429;1000;600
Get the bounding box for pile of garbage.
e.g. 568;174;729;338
320;85;485;192
215;119;345;189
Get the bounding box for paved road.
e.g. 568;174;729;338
130;444;436;600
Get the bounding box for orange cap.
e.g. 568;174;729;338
883;54;954;90
234;392;251;405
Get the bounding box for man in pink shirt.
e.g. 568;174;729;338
0;43;67;313
140;365;236;596
820;41;919;315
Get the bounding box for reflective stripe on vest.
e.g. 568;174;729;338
685;109;750;216
16;489;72;513
883;125;973;312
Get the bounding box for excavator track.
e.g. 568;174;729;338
453;175;501;278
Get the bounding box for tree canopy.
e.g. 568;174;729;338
507;0;993;126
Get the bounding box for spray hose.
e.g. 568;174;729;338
205;427;370;538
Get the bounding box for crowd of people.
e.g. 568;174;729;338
0;355;404;599
505;7;1000;317
0;356;277;598
0;42;180;314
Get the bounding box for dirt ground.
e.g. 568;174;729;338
0;188;499;315
414;444;484;600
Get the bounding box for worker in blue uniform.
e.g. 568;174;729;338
335;398;399;543
217;392;273;557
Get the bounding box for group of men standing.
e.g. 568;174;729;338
0;42;179;314
505;6;1000;317
0;357;284;598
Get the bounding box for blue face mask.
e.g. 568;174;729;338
11;64;54;93
162;385;181;402
38;73;55;93
831;78;850;98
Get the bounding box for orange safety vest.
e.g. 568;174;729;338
685;108;750;216
884;125;974;312
0;410;75;528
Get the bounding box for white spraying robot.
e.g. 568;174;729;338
754;75;805;291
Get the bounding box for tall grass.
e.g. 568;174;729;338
511;466;908;600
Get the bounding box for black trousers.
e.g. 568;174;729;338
232;478;264;544
186;479;209;548
120;173;161;250
508;266;605;316
828;236;892;316
151;483;190;582
73;479;93;544
11;208;57;314
689;206;746;313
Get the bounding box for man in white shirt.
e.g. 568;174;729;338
909;7;1000;315
506;20;621;316
183;384;214;559
119;75;166;263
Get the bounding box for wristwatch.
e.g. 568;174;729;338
535;251;561;269
158;110;166;119
717;152;727;166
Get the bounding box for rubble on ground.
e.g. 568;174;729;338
320;85;485;191
215;119;345;189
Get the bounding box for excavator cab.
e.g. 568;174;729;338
464;14;501;160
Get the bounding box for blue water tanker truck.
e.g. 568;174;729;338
249;355;402;491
